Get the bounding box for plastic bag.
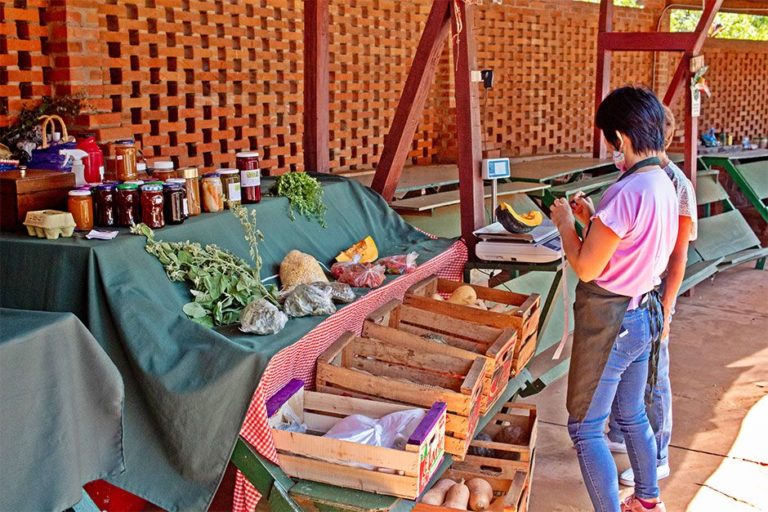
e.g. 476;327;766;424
27;141;77;171
377;252;418;275
274;402;307;434
324;408;426;469
283;283;336;317
239;298;288;335
311;281;356;303
330;261;386;288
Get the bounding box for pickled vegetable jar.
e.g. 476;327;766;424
218;168;241;208
141;184;165;228
201;173;224;213
68;189;94;231
178;167;201;216
236;151;261;204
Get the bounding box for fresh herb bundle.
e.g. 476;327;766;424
131;205;278;327
273;171;327;227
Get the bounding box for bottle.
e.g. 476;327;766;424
77;136;104;184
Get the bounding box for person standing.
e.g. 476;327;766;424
550;86;678;512
605;105;698;487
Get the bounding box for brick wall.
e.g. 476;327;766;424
1;0;767;174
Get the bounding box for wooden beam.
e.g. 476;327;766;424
453;0;484;255
304;0;330;173
599;32;699;52
683;54;698;186
371;0;452;201
663;58;688;106
592;0;613;159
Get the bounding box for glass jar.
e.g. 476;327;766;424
94;183;117;227
218;168;241;208
151;160;176;182
136;162;148;178
114;140;138;181
163;182;187;224
141;184;165;229
116;183;141;227
236;152;261;204
178;167;201;216
68;189;94;231
201;173;224;213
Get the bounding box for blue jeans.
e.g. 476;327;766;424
568;308;659;511
608;337;671;466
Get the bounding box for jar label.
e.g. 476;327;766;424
182;198;189;216
228;183;242;202
241;170;261;187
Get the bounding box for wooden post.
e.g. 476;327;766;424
371;0;452;201
304;0;330;173
453;1;484;254
592;0;614;159
683;55;698;186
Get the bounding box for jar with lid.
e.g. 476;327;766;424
164;181;187;224
201;173;224;213
151;160;176;182
141;184;165;228
178;167;201;216
116;183;141;227
136;162;148;177
114;140;138;182
94;184;117;227
68;189;94;231
218;168;241;208
236;152;261;204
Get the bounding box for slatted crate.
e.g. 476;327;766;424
364;299;517;415
406;276;541;376
267;379;447;499
316;331;488;461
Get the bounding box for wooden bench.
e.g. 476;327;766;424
389;181;550;213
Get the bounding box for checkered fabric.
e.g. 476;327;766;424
231;240;468;511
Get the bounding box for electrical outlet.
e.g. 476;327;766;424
481;69;494;90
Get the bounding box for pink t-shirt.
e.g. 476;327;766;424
592;167;679;301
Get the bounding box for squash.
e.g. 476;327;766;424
467;478;494;511
448;285;477;305
421;478;456;505
443;479;470;510
335;236;378;263
495;203;543;234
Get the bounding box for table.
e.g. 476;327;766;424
0;176;465;511
509;156;615;183
348;164;459;197
0;309;124;512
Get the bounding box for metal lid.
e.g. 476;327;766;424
141;184;163;192
163;182;183;189
217;168;239;175
166;178;187;184
178;166;199;179
68;189;92;196
145;181;165;186
152;160;174;170
202;172;221;179
117;183;139;190
124;180;145;186
236;151;260;158
96;183;116;190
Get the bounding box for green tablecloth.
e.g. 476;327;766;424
0;308;124;512
0;175;456;511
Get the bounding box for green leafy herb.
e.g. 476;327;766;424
131;205;278;327
273;172;327;227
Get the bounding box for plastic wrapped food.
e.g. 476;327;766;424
311;281;356;303
280;250;328;290
283;284;336;317
330;261;386;288
377;252;418;275
239;298;288;335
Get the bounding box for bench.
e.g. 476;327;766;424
389;181;550;213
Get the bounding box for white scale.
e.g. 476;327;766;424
475;158;564;264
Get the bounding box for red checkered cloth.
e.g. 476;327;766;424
231;240;468;512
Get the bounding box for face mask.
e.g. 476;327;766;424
612;150;626;172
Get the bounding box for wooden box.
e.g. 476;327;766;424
316;331;488;460
267;379;447;499
365;299;517;415
0;169;75;231
406;277;541;376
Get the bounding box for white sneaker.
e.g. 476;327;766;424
605;435;628;454
619;464;671;486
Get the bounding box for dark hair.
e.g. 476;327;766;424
595;86;666;154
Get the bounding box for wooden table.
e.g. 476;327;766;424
509;156;615;183
390;181;550;214
347;165;459;196
699;148;768;164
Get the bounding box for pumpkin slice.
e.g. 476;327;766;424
496;203;543;233
335;236;378;263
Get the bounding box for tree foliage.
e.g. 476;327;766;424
672;10;768;41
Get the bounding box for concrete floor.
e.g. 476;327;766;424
526;265;768;512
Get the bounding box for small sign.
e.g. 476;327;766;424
691;88;701;117
690;55;706;73
482;158;511;180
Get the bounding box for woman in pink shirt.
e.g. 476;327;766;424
550;87;678;512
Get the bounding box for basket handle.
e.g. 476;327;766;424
39;114;70;149
38;116;51;149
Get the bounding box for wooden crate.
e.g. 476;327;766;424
316;331;488;460
267;379;447;500
413;466;530;512
406;277;541;376
364;300;517;415
0;169;75;231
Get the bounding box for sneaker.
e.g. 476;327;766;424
619;464;671;486
605;435;628;454
620;495;667;512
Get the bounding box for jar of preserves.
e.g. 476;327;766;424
141;184;165;229
201;173;224;213
151;160;176;182
236;152;261;204
114;140;138;181
116;183;141;227
68;189;94;231
94;183;117;227
218;168;241;208
163;182;186;224
178;167;201;216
